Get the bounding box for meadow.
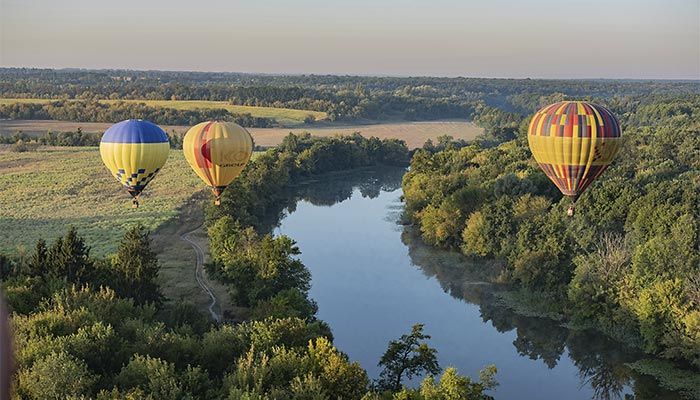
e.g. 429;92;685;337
0;146;203;256
0;98;327;126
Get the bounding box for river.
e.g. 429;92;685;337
273;168;681;400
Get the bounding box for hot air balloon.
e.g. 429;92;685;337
100;119;170;208
527;101;622;216
183;121;254;205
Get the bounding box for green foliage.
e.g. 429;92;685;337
226;337;369;399
207;217;311;311
402;94;700;369
17;351;96;399
377;324;440;392
393;366;497;400
115;354;212;399
110;225;162;305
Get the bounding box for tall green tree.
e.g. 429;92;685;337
111;225;162;304
47;227;93;283
377;324;440;391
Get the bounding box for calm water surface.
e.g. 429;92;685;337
273;169;679;400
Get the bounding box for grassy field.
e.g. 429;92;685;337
1;119;483;149
0;146;203;256
0;146;247;311
0;98;327;126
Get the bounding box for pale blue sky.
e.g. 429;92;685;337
1;0;698;79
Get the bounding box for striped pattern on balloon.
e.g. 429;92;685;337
527;101;622;215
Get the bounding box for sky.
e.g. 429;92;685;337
1;0;698;79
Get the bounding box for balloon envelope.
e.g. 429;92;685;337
183;121;253;203
99;119;170;201
527;101;621;200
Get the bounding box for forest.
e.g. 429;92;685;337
402;94;700;382
2;68;698;122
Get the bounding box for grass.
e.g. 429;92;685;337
149;193;236;315
0;146;204;256
0;98;327;126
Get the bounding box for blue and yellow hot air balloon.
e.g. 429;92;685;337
100;119;170;208
528;101;622;215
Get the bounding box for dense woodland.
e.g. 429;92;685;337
403;95;700;384
0;134;497;399
2;68;698;123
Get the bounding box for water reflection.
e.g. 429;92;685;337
277;168;682;400
401;227;681;400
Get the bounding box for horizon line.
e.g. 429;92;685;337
1;66;698;82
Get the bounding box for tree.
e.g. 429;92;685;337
377;324;440;391
17;351;96;399
394;366;498;400
28;238;47;276
48;226;93;283
111;225;162;304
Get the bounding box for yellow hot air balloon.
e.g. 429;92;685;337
100;119;170;208
528;101;622;216
183;121;254;205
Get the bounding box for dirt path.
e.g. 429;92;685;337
152;194;236;322
180;226;221;322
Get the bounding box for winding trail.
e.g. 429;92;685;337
181;227;222;323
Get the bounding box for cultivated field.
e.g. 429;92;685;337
1;119;483;149
0;98;327;126
248;120;483;149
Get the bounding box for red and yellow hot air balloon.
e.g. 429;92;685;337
527;101;622;215
183;121;254;205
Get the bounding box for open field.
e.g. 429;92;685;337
248;120;483;149
1;119;483;149
0;98;327;125
0;146;241;311
0;146;203;256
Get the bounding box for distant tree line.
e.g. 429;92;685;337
1;128;185;149
0;100;276;127
2;68;698;122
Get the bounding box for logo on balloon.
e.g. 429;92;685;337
202;138;249;167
